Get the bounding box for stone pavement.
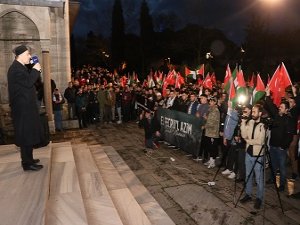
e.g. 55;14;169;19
51;122;300;225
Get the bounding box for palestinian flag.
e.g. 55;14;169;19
185;66;197;80
252;74;265;104
196;64;205;76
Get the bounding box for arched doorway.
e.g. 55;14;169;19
0;10;41;104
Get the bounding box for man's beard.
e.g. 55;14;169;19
252;115;260;121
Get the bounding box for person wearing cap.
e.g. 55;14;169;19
7;45;43;171
193;93;210;162
203;97;220;168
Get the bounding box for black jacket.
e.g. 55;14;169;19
139;113;161;139
178;98;190;113
265;97;296;149
7;60;42;146
64;87;76;103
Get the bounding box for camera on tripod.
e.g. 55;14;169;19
261;116;273;129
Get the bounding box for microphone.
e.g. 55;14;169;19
30;55;39;64
30;56;42;73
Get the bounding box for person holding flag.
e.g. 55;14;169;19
265;87;297;192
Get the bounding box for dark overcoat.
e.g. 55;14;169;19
7;60;42;146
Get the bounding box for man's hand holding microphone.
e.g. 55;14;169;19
31;55;42;72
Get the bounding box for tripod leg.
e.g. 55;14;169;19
233;172;238;205
212;164;222;181
266;148;285;214
235;152;259;207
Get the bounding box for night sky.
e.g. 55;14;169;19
73;0;300;44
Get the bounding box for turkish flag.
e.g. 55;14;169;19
203;73;213;90
175;73;185;88
229;78;236;101
165;70;176;85
268;62;292;106
224;64;231;85
248;73;255;88
211;72;217;85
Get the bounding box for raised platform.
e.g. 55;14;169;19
0;144;52;225
0;141;175;225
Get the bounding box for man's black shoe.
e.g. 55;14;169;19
23;164;43;171
278;185;285;192
266;179;274;185
236;178;244;183
254;198;262;209
291;173;298;180
240;195;252;203
32;159;40;164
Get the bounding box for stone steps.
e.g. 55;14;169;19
0;141;176;225
0;143;52;225
102;145;176;225
89;145;152;225
72;143;124;225
46;142;88;225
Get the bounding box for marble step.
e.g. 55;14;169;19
0;143;52;225
46;142;88;225
72;143;124;225
89;145;152;225
101;145;176;225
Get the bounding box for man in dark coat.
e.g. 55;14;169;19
7;45;43;171
138;109;161;152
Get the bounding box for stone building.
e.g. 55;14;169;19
0;0;80;135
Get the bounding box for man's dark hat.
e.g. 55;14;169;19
14;45;28;56
210;97;217;102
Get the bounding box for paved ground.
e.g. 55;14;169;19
51;122;300;225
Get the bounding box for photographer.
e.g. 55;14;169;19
221;102;239;176
240;104;266;209
138;109;161;153
222;103;252;180
265;87;297;192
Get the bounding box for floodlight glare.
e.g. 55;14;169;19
259;0;283;7
237;94;247;105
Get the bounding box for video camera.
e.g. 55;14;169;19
260;116;273;129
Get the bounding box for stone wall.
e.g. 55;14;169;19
0;0;71;135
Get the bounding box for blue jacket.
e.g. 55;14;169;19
187;101;200;116
223;108;239;141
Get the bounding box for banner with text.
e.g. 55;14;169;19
157;108;204;155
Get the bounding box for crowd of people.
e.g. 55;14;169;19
58;65;299;209
6;42;299;213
